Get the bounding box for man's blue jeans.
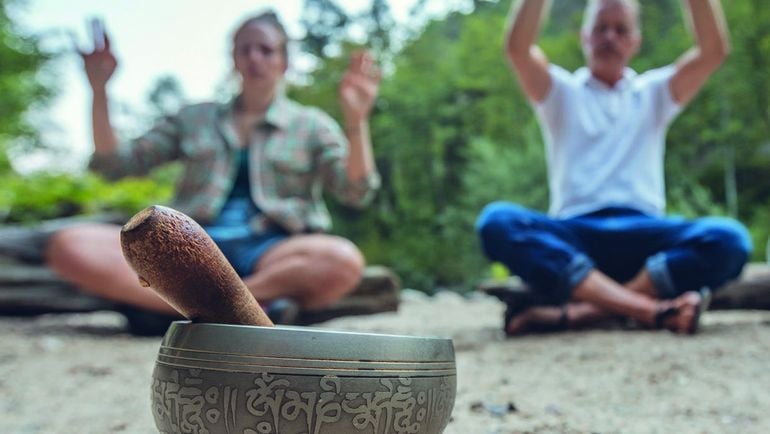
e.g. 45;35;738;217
476;202;752;304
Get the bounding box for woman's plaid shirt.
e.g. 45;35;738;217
90;96;380;233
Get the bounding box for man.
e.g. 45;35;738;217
476;0;751;335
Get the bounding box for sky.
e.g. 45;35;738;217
13;0;460;172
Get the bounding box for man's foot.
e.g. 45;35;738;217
654;290;710;335
504;301;622;336
505;304;569;336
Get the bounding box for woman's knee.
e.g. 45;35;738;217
311;237;365;291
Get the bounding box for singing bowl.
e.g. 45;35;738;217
151;321;456;434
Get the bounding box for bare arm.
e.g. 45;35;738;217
90;87;118;156
80;30;120;156
338;51;380;182
505;0;552;102
670;0;730;105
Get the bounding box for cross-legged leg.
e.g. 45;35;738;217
476;203;733;335
45;223;177;315
642;216;752;299
242;234;365;310
46;223;365;313
476;201;594;305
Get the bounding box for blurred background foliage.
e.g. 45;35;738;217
2;0;769;291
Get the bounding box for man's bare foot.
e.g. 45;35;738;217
505;302;625;336
505;304;568;336
654;291;707;335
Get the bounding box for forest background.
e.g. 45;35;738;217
2;0;769;291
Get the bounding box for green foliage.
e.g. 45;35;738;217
0;171;173;224
292;2;560;290
287;0;770;290
147;75;187;118
7;0;770;290
300;0;350;58
0;0;54;174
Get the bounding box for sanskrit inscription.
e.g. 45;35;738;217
152;368;455;434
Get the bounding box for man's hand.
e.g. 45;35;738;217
505;0;552;102
670;0;730;105
338;50;381;126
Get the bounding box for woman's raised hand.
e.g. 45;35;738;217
75;19;118;91
338;50;381;125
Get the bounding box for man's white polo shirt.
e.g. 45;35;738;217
534;64;681;218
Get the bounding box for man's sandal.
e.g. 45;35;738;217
654;288;712;335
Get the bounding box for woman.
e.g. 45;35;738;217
45;12;382;334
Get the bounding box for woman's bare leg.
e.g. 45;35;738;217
44;223;177;315
242;234;364;309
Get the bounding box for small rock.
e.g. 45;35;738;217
469;400;518;417
545;403;563;416
400;288;430;302
37;336;64;352
68;365;113;376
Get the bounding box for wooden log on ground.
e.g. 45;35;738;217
0;214;402;324
477;263;770;311
710;263;770;310
0;213;126;264
296;265;401;325
0;285;118;315
0;260;401;322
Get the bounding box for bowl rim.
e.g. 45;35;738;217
160;321;456;363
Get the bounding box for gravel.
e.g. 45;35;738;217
2;291;769;434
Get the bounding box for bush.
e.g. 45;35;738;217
0;171;173;224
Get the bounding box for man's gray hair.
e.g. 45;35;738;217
582;0;641;34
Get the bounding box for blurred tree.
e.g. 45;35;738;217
0;0;54;174
288;0;770;289
9;0;770;275
300;0;349;58
146;75;186;118
357;0;395;55
292;1;557;289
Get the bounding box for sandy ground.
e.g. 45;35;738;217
1;290;769;434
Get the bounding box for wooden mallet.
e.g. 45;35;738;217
120;205;274;327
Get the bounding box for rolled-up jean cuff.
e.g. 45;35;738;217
557;254;595;303
646;252;677;299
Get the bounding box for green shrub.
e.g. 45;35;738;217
0;171;173;224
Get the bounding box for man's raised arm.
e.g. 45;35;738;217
505;0;553;102
670;0;730;105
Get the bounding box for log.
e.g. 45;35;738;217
477;263;770;311
0;213;126;264
0;261;67;285
0;261;401;321
0;285;117;315
295;265;401;325
0;213;402;325
710;263;770;310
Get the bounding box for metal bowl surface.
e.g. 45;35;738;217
151;321;456;434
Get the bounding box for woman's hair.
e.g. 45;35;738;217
582;0;640;35
232;11;289;61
